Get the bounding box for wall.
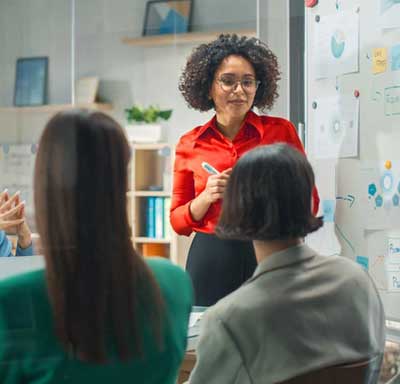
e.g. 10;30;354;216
0;0;257;145
0;0;72;143
75;0;257;144
0;0;72;106
259;0;290;119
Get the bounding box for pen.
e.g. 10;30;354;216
201;161;219;175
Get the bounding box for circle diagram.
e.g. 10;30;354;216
331;29;346;58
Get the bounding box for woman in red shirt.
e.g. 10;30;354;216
171;34;319;306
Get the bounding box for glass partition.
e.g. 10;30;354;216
0;0;73;252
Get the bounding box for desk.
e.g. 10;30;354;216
177;307;206;384
177;350;196;384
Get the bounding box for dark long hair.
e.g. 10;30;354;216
34;110;164;363
217;143;323;241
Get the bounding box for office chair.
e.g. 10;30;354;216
279;354;382;384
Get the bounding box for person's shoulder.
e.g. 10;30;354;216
326;255;370;277
202;280;258;328
176;125;203;147
324;254;362;272
0;269;45;305
257;114;294;129
317;254;380;292
146;257;193;302
146;256;184;275
0;268;45;290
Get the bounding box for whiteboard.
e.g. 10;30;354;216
0;144;37;232
306;0;400;324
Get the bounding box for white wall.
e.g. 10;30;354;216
259;0;290;119
0;0;72;107
74;0;256;144
0;0;72;143
0;0;257;145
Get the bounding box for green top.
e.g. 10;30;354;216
0;257;193;384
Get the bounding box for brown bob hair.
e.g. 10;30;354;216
34;110;163;363
217;143;323;241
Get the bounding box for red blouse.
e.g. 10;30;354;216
170;111;320;236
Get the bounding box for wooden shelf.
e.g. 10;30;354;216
128;142;177;262
122;29;256;47
0;103;113;113
131;190;170;197
134;237;171;244
130;142;170;150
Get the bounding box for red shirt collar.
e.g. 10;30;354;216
193;110;264;143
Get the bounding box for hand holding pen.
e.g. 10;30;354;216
201;162;232;204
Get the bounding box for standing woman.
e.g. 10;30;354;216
171;34;319;306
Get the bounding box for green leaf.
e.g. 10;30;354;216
125;105;172;123
158;110;172;120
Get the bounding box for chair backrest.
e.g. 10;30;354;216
279;355;383;384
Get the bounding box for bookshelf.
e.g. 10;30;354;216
128;142;178;263
121;29;256;47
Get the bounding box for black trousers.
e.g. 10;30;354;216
186;232;257;306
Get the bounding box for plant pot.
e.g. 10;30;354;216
125;123;164;143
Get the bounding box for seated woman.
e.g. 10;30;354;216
0;110;193;383
189;144;385;384
0;190;33;256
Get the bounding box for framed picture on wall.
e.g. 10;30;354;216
14;57;48;107
143;0;193;36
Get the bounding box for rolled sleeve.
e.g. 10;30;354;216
0;231;13;257
170;142;203;236
16;243;33;257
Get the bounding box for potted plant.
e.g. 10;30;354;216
124;105;172;143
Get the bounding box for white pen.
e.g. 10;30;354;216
201;161;219;175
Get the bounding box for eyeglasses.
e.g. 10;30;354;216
216;77;260;93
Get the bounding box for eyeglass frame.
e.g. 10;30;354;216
215;77;261;93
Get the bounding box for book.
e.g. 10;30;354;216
146;197;156;238
164;197;172;239
154;197;164;238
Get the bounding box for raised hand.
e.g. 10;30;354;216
0;190;32;248
0;190;25;231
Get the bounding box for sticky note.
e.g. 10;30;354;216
388;237;400;264
391;44;400;71
373;48;388;74
386;264;400;292
322;199;335;222
356;256;369;270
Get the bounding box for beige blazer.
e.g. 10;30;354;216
189;244;385;384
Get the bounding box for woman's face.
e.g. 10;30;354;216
209;54;257;120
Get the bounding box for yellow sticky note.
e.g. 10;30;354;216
373;48;388;74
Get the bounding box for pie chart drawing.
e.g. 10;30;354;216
329;113;345;144
331;30;346;59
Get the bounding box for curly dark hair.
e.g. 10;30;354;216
179;33;281;112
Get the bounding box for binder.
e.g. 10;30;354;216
146;197;156;238
164;197;172;239
154;197;164;238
